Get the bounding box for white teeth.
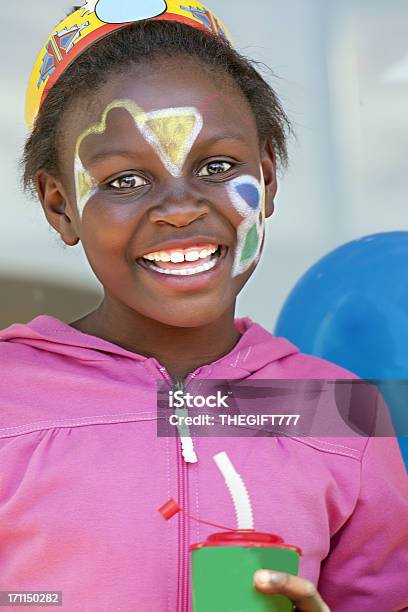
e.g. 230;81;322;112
143;245;219;262
170;252;185;263
149;257;219;276
185;250;200;262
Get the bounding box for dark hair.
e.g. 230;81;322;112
21;13;292;197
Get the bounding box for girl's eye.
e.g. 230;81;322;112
108;174;148;190
198;161;233;177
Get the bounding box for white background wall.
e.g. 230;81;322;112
1;0;407;329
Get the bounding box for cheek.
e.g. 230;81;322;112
226;175;265;277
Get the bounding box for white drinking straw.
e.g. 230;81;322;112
213;451;254;530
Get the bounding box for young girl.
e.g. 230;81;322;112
1;2;407;610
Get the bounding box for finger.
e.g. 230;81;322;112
254;570;331;612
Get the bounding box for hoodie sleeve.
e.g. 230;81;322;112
317;435;408;611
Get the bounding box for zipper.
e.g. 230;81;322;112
158;368;198;463
177;411;189;612
158;367;198;611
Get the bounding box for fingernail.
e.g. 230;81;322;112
267;572;283;585
255;570;282;586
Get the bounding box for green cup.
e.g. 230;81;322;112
191;530;301;612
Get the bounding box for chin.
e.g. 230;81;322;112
149;303;231;329
157;313;219;329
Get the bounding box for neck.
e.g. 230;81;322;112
69;298;243;382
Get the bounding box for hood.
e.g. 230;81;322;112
0;314;300;376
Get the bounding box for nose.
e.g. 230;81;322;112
148;182;210;227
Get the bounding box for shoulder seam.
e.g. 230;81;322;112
0;412;157;439
288;436;364;461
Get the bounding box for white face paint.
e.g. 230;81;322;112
74;98;203;218
227;166;266;277
74;156;98;217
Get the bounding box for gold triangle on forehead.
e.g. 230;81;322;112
141;108;203;176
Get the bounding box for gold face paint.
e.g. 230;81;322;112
74;157;97;215
141;108;203;177
254;171;267;269
74;99;203;217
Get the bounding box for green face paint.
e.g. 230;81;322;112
74;99;203;217
241;223;259;262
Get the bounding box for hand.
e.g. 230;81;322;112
254;570;331;611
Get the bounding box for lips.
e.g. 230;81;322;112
134;234;231;289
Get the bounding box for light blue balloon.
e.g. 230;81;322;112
95;0;167;24
275;232;408;469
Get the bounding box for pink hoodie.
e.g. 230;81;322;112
0;314;407;611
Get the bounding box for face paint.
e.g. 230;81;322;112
255;165;267;265
74;99;145;217
227;167;266;277
74;157;98;217
74;99;203;217
140;107;203;177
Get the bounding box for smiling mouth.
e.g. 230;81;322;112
137;245;228;277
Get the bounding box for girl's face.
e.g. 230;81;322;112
45;57;277;328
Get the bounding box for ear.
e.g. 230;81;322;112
35;170;80;246
260;139;278;219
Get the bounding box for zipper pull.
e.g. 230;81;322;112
172;379;198;464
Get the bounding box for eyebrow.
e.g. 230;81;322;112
84;135;250;166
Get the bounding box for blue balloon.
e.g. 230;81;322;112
275;232;408;469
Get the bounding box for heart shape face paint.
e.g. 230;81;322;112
94;0;167;24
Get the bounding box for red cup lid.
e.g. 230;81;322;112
190;530;302;555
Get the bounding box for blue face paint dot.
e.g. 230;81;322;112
95;0;167;24
236;183;261;211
